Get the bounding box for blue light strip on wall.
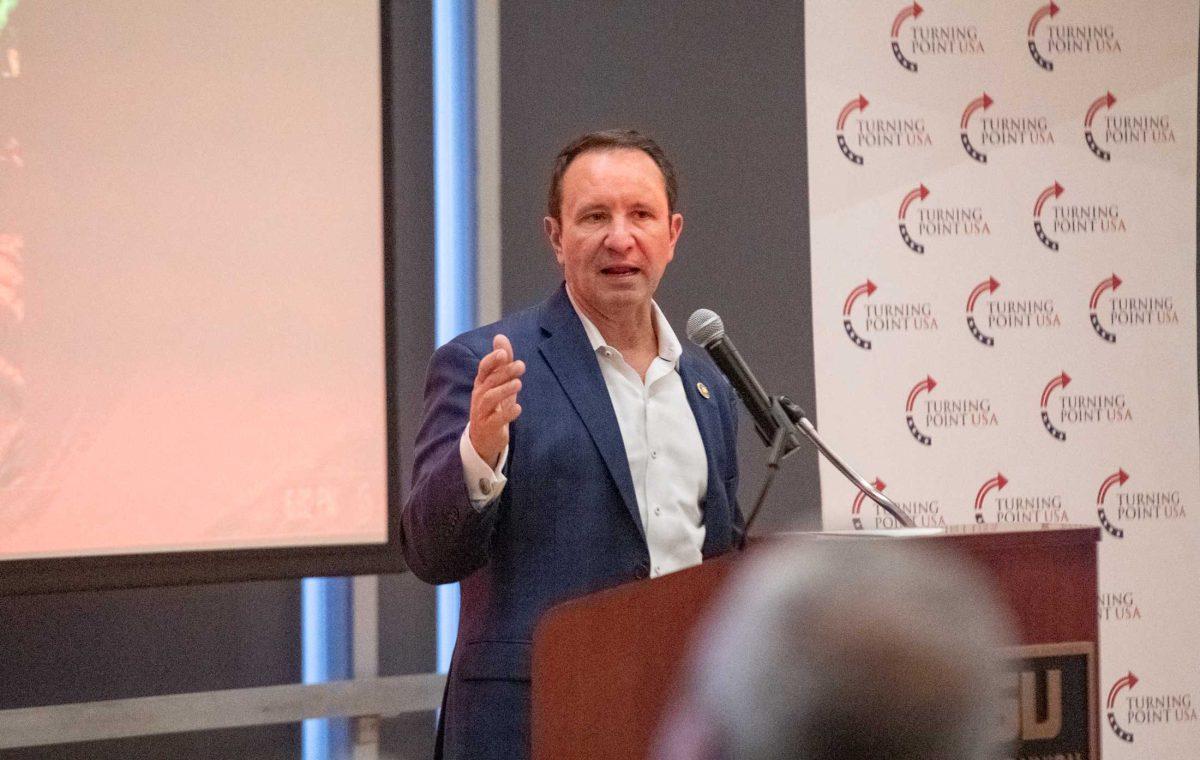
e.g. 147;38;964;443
299;2;476;756
302;7;474;756
433;0;476;675
301;576;352;759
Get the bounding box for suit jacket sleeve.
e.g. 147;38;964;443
401;339;503;584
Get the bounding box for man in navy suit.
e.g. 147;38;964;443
402;129;742;759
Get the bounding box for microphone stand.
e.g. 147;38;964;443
742;396;914;542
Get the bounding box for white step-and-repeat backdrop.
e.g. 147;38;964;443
805;2;1199;756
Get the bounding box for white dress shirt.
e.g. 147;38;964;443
459;292;708;578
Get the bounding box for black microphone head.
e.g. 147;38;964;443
687;308;725;347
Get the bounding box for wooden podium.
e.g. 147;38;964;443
531;524;1101;760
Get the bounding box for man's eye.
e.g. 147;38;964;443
583;212;605;222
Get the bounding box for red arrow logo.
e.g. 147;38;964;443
891;2;924;37
1040;371;1071;408
1094;272;1118;307
852;478;888;515
1097;468;1130;504
966;276;1000;312
905;375;937;412
974;472;1008;511
842;279;877;316
1085;91;1117;127
898;184;930;219
1089;273;1123;309
837;94;870;130
1033;181;1065;217
960;93;993;129
1107;671;1139;709
1028;1;1060;36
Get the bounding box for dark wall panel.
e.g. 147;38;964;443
377;0;438;755
0;725;298;760
0;581;300;759
499;1;820;531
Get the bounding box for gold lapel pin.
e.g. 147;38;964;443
696;381;711;399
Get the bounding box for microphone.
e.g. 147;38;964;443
687;308;914;530
686;308;789;447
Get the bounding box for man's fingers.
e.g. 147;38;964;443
471;337;523;429
499;402;522;423
467;336;522;459
480;398;522;426
494;333;513;362
475;357;525;393
475;347;506;380
478;378;521;410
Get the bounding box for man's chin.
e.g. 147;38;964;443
569;279;655;317
596;287;651;310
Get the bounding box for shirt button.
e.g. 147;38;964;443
478;478;492;495
654;507;662;517
653;565;661;577
650;450;658;459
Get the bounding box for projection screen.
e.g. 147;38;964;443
0;0;402;593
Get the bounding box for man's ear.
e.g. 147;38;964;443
666;212;684;262
544;216;564;265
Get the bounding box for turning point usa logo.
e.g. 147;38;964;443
973;471;1068;525
835;94;931;165
850;477;944;529
1088;273;1179;344
1084;91;1177;162
904;375;997;446
1106;671;1197;743
841;279;937;350
889;2;984;73
960;92;1054;164
1028;1;1124;72
1095;467;1186;539
1032;180;1125;252
965;276;1060;348
1038;371;1131;442
1098;589;1141;622
897;183;990;255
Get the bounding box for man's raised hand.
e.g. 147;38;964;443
469;334;525;468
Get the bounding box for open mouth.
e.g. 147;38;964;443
600;266;640;277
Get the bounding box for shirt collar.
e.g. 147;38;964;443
565;284;682;366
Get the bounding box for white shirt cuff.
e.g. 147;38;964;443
460;422;508;508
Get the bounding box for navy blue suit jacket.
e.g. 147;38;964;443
402;285;742;759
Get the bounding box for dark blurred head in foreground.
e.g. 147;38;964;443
655;540;1015;760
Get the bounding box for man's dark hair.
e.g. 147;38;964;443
547;129;679;221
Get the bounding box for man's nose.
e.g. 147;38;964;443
604;217;635;251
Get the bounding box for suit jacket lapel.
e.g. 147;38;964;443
678;354;722;534
538;287;644;540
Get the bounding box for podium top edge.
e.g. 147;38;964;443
778;523;1102;543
